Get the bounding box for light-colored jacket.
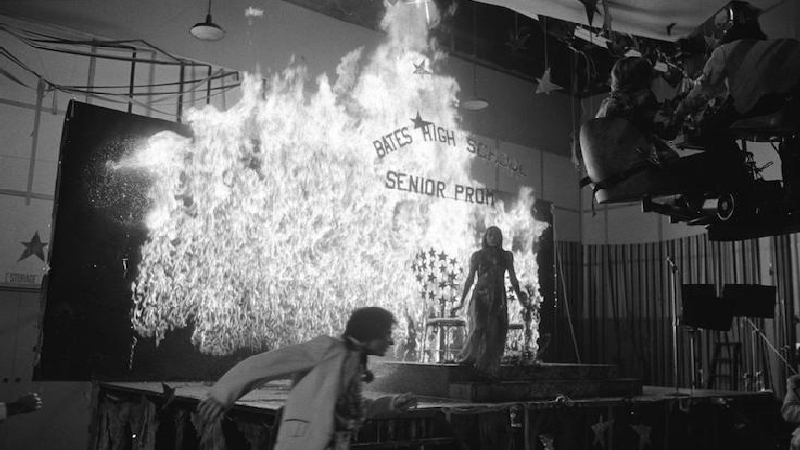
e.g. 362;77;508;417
207;335;395;450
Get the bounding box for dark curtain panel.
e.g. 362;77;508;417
555;234;795;396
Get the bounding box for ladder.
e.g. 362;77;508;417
707;342;742;390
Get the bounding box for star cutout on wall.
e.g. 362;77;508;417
591;415;614;448
630;424;652;450
536;68;563;95
413;60;432;75
18;231;48;262
411;111;432;129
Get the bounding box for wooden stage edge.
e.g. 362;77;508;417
92;362;788;449
99;380;775;413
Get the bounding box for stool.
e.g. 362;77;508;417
506;323;525;352
422;317;466;363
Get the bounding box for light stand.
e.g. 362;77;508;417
667;257;688;395
668;257;679;392
686;326;699;391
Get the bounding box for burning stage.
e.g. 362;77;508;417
90;361;782;450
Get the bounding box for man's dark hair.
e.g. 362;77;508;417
345;307;397;342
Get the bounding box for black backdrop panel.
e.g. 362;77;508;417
722;284;777;318
37;101;556;380
681;284;734;331
36;101;244;381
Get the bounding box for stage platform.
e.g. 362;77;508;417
369;361;642;401
89;364;790;449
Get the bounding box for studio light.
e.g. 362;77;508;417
191;0;225;41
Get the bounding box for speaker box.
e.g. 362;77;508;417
681;284;734;331
722;284;776;318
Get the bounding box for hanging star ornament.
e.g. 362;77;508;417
578;0;600;26
535;68;563;94
18;231;48;262
630;424;652;450
591;415;614;448
601;0;612;36
504;27;530;53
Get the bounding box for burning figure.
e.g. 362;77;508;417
451;226;528;377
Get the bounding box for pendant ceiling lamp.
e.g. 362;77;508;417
191;0;225;41
461;2;489;111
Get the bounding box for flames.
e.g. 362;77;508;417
119;2;548;356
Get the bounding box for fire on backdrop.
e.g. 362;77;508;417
119;2;548;359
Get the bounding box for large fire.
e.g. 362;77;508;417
119;3;549;357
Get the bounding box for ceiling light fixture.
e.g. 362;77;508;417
191;0;225;41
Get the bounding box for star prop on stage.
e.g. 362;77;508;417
631;424;652;450
591;415;614;448
535;68;562;95
411;111;433;129
18;231;48;262
412;248;463;314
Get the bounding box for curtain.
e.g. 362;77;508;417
555;233;796;396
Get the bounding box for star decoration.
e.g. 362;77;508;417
504;28;530;53
18;231;48;262
578;0;600;26
411;247;464;317
535;68;563;95
411;111;432;130
413;61;432;75
591;415;614;448
630;424;652;450
539;434;555;450
601;0;613;36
